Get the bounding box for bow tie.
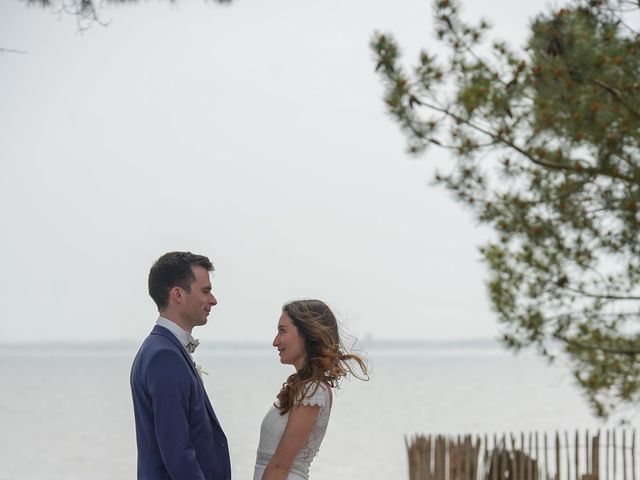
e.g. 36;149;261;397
185;338;200;353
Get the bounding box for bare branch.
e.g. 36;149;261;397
0;48;29;55
561;283;640;300
590;78;640;122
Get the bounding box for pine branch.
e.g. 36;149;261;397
554;334;640;355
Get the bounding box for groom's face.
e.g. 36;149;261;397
181;266;217;329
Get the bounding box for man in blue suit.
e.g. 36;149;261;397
131;251;231;480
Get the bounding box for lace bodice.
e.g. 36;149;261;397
254;382;332;479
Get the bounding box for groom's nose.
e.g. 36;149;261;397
210;294;217;306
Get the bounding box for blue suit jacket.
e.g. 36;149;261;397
130;325;231;480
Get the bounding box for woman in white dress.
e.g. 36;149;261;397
253;299;368;480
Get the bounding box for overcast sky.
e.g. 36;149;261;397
0;0;554;344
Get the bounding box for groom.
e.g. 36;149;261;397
130;251;231;480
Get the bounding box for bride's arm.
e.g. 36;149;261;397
261;404;321;480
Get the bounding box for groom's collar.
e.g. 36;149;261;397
156;316;198;354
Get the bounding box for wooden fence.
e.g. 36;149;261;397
406;430;637;480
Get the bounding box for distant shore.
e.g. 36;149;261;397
0;337;512;353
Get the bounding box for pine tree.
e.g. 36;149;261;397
372;0;640;418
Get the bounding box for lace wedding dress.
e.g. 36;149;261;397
253;382;332;480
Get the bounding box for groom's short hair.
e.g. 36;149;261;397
148;251;214;310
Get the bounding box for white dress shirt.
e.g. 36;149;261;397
156;316;197;357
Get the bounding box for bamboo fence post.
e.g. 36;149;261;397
613;430;617;480
535;432;540;480
431;436;436;480
475;436;482;480
511;434;518;480
444;436;449;480
454;435;458;480
544;432;549;480
529;432;534;480
434;436;440;480
464;435;469;480
575;430;580;480
473;436;477;480
459;434;463;480
445;435;450;480
466;435;473;480
459;436;465;480
556;432;561;480
439;436;446;480
455;435;462;480
426;436;432;480
421;435;431;480
417;436;421;480
463;436;468;480
406;435;410;480
606;430;610;480
622;430;627;480
414;436;420;480
449;436;454;480
425;435;430;480
631;430;636;480
439;436;444;480
404;437;415;480
421;437;424;480
428;436;434;480
501;435;507;480
491;433;504;480
448;436;452;480
591;430;600;480
566;431;572;480
407;435;415;480
586;430;590;476
432;436;437;480
483;434;489;480
518;432;526;480
464;435;473;480
449;436;453;480
421;436;427;480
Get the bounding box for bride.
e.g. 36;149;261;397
253;299;368;480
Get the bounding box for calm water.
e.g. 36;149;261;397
0;346;636;480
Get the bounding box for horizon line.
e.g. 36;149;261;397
0;337;504;349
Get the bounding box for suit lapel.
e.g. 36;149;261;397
150;325;222;428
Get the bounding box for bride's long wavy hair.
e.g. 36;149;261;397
276;299;368;415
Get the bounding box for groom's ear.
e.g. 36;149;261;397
169;286;185;304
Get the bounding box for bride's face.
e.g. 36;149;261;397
273;312;306;371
